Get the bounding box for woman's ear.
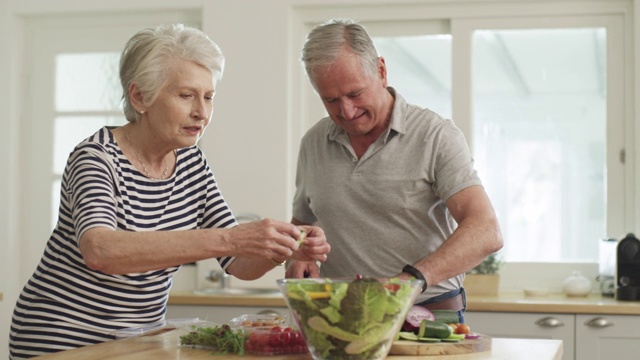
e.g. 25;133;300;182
128;83;145;110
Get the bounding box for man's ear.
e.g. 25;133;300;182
377;56;388;88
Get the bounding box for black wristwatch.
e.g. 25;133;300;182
402;264;428;292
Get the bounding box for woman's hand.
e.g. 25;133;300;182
225;218;304;260
290;225;330;263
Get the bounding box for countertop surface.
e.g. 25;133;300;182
168;290;640;315
31;327;563;360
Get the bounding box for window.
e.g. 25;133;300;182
52;52;127;227
471;28;608;262
23;11;200;274
296;12;626;265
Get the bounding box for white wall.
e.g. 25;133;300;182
1;0;638;358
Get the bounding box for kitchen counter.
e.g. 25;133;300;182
31;327;563;360
168;290;640;315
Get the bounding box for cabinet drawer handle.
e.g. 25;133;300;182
535;317;565;328
585;317;614;328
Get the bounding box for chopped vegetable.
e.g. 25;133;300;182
398;332;419;341
297;229;307;247
179;324;245;355
283;277;417;359
402;305;435;332
418;320;453;339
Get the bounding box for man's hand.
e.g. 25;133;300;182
285;260;320;278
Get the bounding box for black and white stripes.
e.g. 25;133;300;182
9;127;236;359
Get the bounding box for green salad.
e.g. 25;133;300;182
283;277;417;360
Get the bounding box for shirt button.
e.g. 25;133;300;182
352;157;357;163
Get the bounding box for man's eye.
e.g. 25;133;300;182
181;94;193;99
325;98;337;104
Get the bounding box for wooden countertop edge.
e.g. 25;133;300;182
168;291;640;315
167;293;287;307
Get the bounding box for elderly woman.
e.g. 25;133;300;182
9;24;330;359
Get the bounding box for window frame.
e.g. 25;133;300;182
290;2;633;270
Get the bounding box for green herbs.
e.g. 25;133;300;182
179;324;245;355
284;277;417;360
467;253;504;275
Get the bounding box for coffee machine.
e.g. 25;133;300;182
616;233;640;301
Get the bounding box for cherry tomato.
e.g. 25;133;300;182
268;332;280;347
383;283;400;292
256;333;270;347
279;331;291;346
290;331;301;345
455;323;471;335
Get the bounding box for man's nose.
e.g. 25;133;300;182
339;99;357;119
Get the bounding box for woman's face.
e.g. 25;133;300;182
145;59;215;149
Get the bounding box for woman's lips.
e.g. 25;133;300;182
184;126;201;136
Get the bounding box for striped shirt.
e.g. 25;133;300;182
9;127;237;359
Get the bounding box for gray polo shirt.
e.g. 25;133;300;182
292;88;481;300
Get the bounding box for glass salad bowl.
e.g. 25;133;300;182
277;277;423;360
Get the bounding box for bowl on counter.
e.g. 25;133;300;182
277;277;422;360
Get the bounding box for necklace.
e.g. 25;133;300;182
123;127;169;180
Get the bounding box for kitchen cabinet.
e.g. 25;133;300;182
575;314;640;360
466;311;640;360
166;305;290;325
465;312;575;360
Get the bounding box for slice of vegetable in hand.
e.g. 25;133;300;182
297;229;307;247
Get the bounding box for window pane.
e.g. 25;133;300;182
373;35;452;119
53;115;127;174
472;28;606;262
55;53;121;111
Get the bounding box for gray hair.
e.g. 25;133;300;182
119;23;225;122
301;18;379;88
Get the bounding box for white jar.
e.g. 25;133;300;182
562;271;592;297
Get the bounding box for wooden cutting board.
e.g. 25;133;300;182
389;335;491;356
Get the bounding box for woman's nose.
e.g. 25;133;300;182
191;100;207;120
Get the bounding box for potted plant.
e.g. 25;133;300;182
463;253;504;296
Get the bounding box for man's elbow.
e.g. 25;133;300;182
488;220;504;253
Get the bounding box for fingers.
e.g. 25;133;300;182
294;225;330;262
305;262;321;277
285;261;320;278
228;220;329;264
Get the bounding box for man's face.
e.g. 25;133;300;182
313;52;390;139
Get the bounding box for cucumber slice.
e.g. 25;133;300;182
442;338;461;342
398;332;419;341
417;337;442;343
